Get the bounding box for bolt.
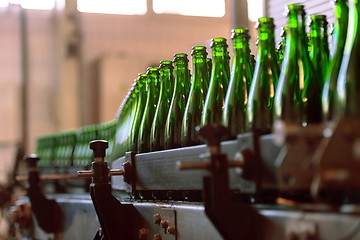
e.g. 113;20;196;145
153;234;162;240
153;213;161;224
138;228;147;240
167;225;176;235
160;220;169;229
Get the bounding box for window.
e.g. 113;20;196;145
247;0;264;22
0;0;56;10
153;0;225;18
77;0;147;15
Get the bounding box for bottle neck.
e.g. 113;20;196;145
286;11;307;53
345;0;360;52
174;62;189;91
160;68;172;93
257;28;276;58
192;53;207;85
333;0;349;52
233;38;251;61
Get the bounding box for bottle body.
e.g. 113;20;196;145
322;0;349;121
181;47;209;146
201;37;230;126
247;18;279;133
165;54;190;149
129;73;147;152
222;28;253;137
274;4;321;126
336;0;360;117
309;15;330;90
138;67;160;153
150;61;174;151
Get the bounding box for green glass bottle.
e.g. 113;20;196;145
222;28;253;137
274;4;321;125
322;0;349;121
150;61;174;151
112;83;136;158
165;54;190;149
73;125;98;167
181;47;209;146
309;15;330;89
336;0;360;117
35;135;56;167
201;37;230;126
127;73;147;152
98;119;118;162
206;57;212;86
54;131;76;167
138;67;160;153
277;26;288;67
247;18;280;133
250;54;256;75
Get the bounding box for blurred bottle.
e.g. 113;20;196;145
35;135;56;167
322;0;349;121
73;125;98;167
309;15;330;89
201;37;230;126
150;61;174;151
247;18;280;133
128;73;147;152
222;28;253;137
138;67;160;153
336;0;360;117
181;46;209;146
112;83;136;158
277;26;288;67
54;131;76;167
98;119;117;162
274;4;322;125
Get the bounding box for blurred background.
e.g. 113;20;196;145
0;0;334;165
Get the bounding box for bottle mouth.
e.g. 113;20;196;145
255;17;275;29
210;37;227;48
191;46;207;55
173;53;189;62
231;28;250;39
285;3;305;16
146;67;159;74
159;60;173;68
310;14;328;24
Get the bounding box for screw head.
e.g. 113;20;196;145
153;234;162;240
138;228;147;240
160;220;169;229
153;213;161;224
167;225;176;235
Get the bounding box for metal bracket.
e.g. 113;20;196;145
24;154;64;234
180;124;269;240
78;140;135;240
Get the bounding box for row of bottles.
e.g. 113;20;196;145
112;0;359;159
35;120;117;168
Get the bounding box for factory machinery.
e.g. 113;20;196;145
9;115;360;240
